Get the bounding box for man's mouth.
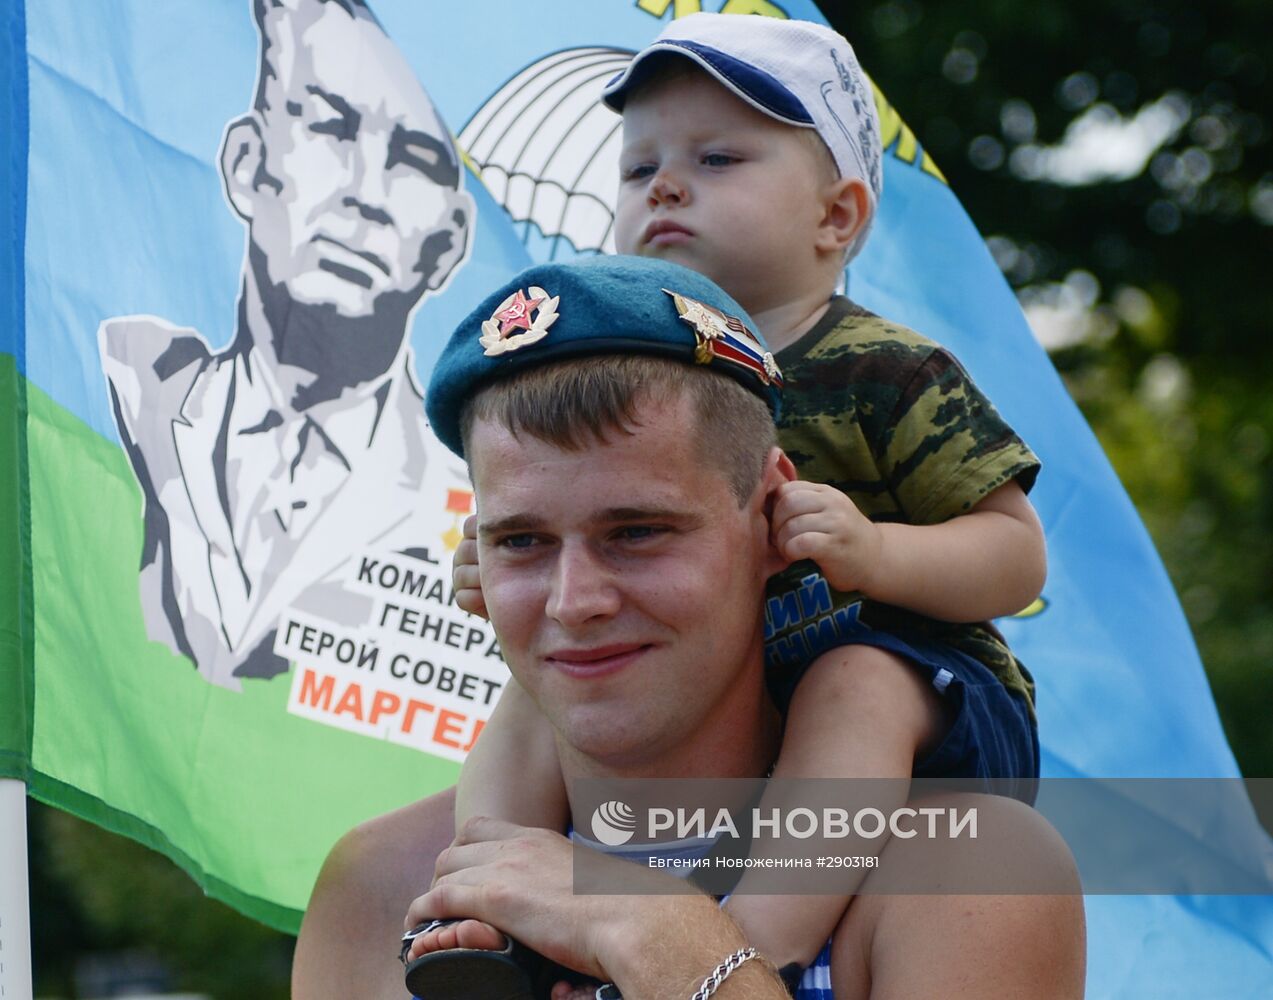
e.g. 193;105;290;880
314;236;390;287
643;219;694;247
545;644;651;678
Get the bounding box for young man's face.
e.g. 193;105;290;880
248;3;468;319
614;68;834;317
469;391;781;771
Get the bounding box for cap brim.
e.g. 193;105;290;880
602;40;814;128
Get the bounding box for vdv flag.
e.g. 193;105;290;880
1;1;1269;995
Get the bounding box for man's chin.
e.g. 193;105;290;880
555;709;683;772
286;272;420;321
287;286;378;320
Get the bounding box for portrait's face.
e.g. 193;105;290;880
244;3;468;319
614;68;832;318
470;391;781;770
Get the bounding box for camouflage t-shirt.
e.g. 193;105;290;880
765;297;1040;709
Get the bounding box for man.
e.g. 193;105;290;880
99;0;473;688
293;256;1084;999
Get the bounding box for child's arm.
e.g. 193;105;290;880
723;644;944;969
772;479;1045;622
455;676;568;831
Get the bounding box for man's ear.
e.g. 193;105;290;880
815;177;871;256
422;188;476;293
219;115;266;223
758;446;798;575
763;446;799;489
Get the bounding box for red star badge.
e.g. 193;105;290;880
494;289;546;336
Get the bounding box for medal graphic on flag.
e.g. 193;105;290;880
443;488;475;552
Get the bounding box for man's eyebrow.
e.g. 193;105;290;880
478;507;699;536
478;515;543;537
306;84;358;123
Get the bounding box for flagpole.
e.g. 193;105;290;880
0;778;33;1000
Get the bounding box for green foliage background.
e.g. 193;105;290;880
30;1;1271;995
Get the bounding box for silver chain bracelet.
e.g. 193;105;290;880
690;947;760;1000
593;946;762;1000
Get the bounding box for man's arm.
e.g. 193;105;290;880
409;818;791;1000
292;787;456;1000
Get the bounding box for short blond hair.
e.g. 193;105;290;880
460;355;775;506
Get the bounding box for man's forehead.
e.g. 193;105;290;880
264;3;444;133
466;399;730;514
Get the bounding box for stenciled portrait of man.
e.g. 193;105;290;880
99;0;475;689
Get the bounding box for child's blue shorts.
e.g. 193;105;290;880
766;625;1040;805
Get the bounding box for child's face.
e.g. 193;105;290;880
614;68;835;316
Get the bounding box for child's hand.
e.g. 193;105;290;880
771;480;882;594
453;514;489;619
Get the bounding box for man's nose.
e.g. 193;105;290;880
648;168;688;208
345;133;394;224
546;543;621;627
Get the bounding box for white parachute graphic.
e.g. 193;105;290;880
458;47;635;259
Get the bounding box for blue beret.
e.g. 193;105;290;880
425;255;783;457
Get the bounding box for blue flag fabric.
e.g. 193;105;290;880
2;0;1270;994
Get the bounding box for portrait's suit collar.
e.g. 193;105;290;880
237;361;427;647
172;344;428;654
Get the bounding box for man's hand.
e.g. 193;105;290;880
405;819;611;980
453;514;488;619
404;818;779;1000
771;480;882;594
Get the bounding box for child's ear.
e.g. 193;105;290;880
816;177;871;255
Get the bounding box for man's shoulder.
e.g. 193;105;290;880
826;794;1081;998
99;315;224;440
100;315;217;391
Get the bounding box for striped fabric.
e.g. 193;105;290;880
795;942;835;1000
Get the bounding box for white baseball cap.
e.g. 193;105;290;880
603;13;884;253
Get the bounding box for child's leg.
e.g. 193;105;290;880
456;677;567;830
724;644;944;970
405;918;505;960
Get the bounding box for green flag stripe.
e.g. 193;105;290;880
0;357;33;779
